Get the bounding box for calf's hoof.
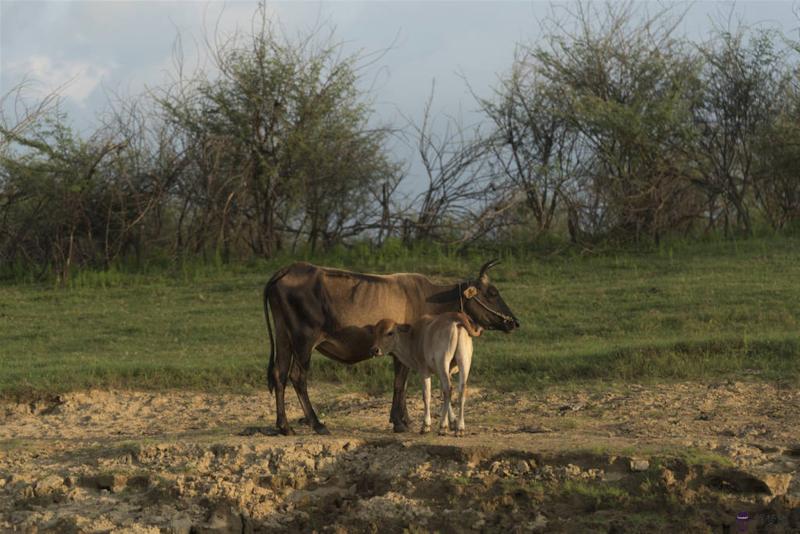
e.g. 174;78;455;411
393;422;410;433
420;425;431;434
313;423;331;435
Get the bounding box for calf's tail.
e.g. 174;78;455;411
456;312;483;337
264;265;291;394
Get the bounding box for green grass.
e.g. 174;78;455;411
1;236;799;399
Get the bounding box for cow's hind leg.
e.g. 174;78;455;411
390;357;411;433
272;332;295;436
289;340;330;434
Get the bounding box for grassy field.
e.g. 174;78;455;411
1;237;799;400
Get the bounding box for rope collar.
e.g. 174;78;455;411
472;295;515;323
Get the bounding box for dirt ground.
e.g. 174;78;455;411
1;381;799;533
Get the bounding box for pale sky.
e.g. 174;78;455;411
2;1;799;189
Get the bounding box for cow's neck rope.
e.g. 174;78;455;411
458;282;514;324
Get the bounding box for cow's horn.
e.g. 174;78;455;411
478;258;501;283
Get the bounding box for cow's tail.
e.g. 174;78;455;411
264;265;291;394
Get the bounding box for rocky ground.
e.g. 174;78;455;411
0;381;798;533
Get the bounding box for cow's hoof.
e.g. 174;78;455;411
278;426;295;436
313;423;331;435
420;425;431;434
393;422;409;433
456;429;465;437
438;428;449;436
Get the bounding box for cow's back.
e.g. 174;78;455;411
270;262;433;331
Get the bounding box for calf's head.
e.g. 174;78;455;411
368;319;411;358
461;259;520;333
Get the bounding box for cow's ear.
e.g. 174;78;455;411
463;286;478;299
398;324;412;333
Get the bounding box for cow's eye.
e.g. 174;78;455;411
387;331;394;336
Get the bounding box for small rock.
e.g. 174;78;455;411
515;460;531;475
80;473;128;493
519;425;553;434
168;516;193;534
761;473;793;496
584;468;603;480
705;468;771;494
194;504;244;534
564;464;582;477
661;468;677;487
784;446;800;458
629;459;650;472
558;403;584;413
34;474;65;496
531;513;548;531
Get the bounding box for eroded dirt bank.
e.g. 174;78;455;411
0;381;798;532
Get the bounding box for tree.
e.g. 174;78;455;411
479;50;584;237
694;26;787;235
156;5;401;257
525;2;704;243
752;81;800;229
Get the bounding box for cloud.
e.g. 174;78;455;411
8;55;111;105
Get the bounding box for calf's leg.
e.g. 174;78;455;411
447;366;458;430
390;357;411;433
421;375;432;434
436;326;459;435
454;333;472;437
438;376;452;435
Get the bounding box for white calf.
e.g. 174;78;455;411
371;312;482;436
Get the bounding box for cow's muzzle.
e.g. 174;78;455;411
370;346;383;358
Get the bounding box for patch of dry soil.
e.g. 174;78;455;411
0;381;798;533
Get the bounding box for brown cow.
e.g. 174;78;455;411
263;259;519;435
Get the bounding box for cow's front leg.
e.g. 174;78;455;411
421;375;432;434
390;357;411;433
